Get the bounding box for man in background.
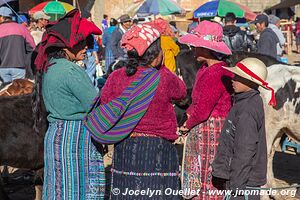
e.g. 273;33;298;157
102;14;108;31
0;6;35;84
223;12;256;52
110;14;132;61
30;11;50;45
268;15;285;59
252;14;279;59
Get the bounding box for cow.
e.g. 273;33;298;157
0;76;47;200
0;77;47;169
259;64;300;200
175;49;299;199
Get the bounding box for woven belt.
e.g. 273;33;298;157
111;168;180;177
130;132;160;138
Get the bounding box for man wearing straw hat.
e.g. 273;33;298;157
212;58;276;200
0;6;35;84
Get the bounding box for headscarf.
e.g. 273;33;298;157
121;23;160;56
34;9;102;72
146;18;175;37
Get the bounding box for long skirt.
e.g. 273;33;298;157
42;120;105;200
182;117;225;200
111;135;180;200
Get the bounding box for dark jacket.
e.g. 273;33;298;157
223;25;256;52
0;21;35;69
257;28;279;59
212;89;267;190
110;26;126;59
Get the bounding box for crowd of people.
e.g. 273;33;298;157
0;4;290;200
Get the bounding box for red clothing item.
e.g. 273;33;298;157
100;66;187;141
186;62;233;129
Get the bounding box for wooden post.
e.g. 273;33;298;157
287;29;292;55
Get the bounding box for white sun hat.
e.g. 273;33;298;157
223;57;276;106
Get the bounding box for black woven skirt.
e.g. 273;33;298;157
110;135;181;200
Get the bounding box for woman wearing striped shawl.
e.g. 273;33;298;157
100;24;187;199
34;10;105;199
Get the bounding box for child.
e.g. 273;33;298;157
212;58;276;200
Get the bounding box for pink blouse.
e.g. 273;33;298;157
186;62;233;129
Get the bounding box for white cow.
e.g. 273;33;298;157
260;64;300;200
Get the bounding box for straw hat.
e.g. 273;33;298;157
223;58;276;106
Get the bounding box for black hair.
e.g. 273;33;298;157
126;38;161;76
169;21;176;28
210;51;227;61
110;18;118;26
225;12;236;24
86;35;94;49
47;47;67;60
133;18;139;24
81;10;91;19
103;14;108;19
264;20;269;27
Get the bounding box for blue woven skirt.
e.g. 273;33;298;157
42;120;105;200
110;135;180;200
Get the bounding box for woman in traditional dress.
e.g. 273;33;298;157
179;20;233;200
99;23;186;199
34;10;105;199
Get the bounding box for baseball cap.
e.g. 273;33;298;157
33;11;50;20
269;15;280;25
251;14;269;24
0;7;13;18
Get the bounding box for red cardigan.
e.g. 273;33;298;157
186;62;233;129
100;66;187;141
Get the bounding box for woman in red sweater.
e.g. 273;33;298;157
100;24;186;199
179;21;233;200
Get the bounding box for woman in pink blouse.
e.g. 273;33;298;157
179;21;233;200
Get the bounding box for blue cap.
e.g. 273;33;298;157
251;14;269;24
17;15;28;24
0;7;13;18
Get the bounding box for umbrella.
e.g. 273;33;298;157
193;0;256;21
125;0;145;17
0;0;17;6
29;1;75;20
136;0;185;17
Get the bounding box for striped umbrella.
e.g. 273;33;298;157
0;0;17;6
136;0;185;17
193;0;256;21
29;1;75;20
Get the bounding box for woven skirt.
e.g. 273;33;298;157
42;120;105;200
110;135;180;200
182;117;225;200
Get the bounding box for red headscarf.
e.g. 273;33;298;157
34;9;102;72
146;18;175;37
121;24;160;56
